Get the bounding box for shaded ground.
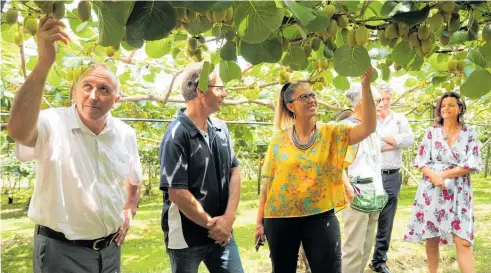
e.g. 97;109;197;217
2;175;490;273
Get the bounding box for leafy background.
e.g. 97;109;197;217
1;1;491;272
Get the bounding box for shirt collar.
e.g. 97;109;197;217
68;104;114;135
176;108;219;138
379;110;394;123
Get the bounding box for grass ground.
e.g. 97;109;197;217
2;174;490;273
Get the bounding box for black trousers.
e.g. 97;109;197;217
264;210;341;273
372;171;402;267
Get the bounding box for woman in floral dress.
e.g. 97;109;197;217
404;92;483;273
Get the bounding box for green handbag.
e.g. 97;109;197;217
349;177;388;213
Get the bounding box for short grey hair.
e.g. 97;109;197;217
180;63;217;102
377;83;393;95
345;83;363;107
345;84;381;107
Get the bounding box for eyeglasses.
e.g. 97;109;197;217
208;85;225;93
290;92;316;103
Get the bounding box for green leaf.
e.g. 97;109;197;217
219;61;241;83
284;1;316;26
234;1;284;43
198;61;211;91
172;1;216;13
92;1;135;47
338;1;361;11
333;45;371;77
437;54;449;63
428;54;448;72
126;1;176;41
323;69;334;84
408;55;424;71
282;24;303;40
241;39;282;65
125;38;145;49
210;52;222;65
119;70;131;85
67;10;96;38
304;11;331;32
282;44;306;66
220;41;237;61
379;63;390;81
290;59;309;71
187;16;213;36
404;78;418;87
468;48;487;68
174;32;188;41
392;41;416;66
336;29;348;47
366;1;382;17
370;68;379;83
460;69;491;99
333;76;350;91
449;31;468;45
431;76;449;85
210;1;232;12
380;1;399;17
392;5;430;27
143;72;156;82
145;38;172;58
479;43;491;64
47;65;63;87
1;23;16;44
26;56;38;71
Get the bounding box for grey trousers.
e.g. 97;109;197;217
33;227;121;273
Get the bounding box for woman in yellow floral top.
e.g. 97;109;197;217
254;67;377;273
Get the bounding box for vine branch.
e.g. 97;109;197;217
240;65;254;79
162;70;183;104
120;93;344;111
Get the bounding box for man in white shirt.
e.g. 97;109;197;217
7;16;142;273
370;84;414;273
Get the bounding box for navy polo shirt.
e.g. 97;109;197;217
159;109;239;249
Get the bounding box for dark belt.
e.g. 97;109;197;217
37;225;117;251
381;169;400;175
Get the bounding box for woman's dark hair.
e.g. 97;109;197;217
274;82;305;130
435;92;466;125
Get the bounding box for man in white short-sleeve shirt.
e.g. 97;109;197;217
8;16;142;273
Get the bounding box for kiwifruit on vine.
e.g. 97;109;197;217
77;1;91;22
3;0;491;99
14;28;24;46
24;16;38;35
6;9;18;24
52;1;65;20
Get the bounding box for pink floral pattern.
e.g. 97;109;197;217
404;125;483;246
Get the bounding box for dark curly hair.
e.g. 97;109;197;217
435;92;466;126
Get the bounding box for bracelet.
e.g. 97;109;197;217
256;224;263;230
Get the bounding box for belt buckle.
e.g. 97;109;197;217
92;238;105;250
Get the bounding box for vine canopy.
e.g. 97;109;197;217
2;0;491;100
